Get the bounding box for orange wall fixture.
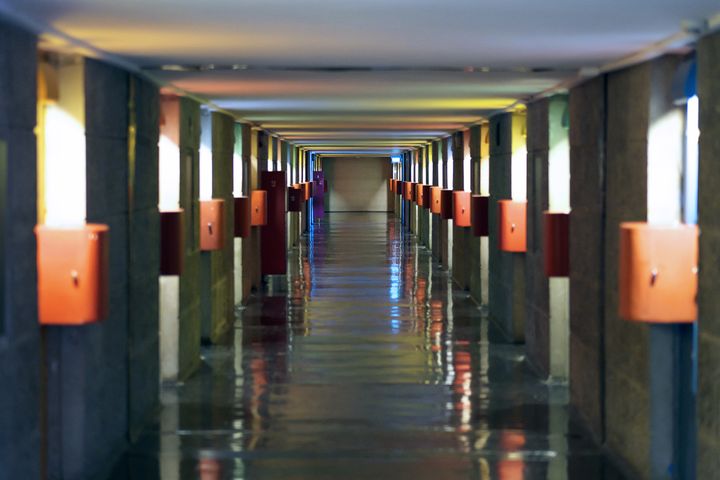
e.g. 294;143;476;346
498;200;527;252
200;199;225;251
404;181;415;202
453;191;471;227
35;224;110;325
415;183;425;206
544;212;569;277
431;186;442;214
440;189;454;220
251;190;268;226
160;209;184;275
471;195;489;237
234;196;251;238
618;222;698;323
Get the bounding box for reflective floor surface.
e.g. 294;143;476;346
109;212;627;479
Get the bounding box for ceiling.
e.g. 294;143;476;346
1;0;718;154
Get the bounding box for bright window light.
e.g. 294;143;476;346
199;110;213;201
158;135;180;210
511;145;527;201
548;137;570;212
684;95;699;225
647;108;684;225
480;157;489;196
446;142;454;189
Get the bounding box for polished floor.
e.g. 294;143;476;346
110;212;626;479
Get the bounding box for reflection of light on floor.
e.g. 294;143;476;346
389;263;401;301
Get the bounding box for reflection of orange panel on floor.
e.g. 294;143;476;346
234;196;251;238
160;209;184;275
35;224;110;325
415;183;425;206
498;200;527;253
440;189;454;220
453;191;471;227
471;195;489;237
251;190;268;226
431;186;442;214
544;212;569;277
619;222;698;323
422;185;432;209
200;199;225;251
288;186;302;212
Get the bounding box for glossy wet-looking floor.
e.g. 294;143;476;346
110;213;626;479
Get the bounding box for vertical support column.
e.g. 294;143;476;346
697;30;720;478
452;130;469;289
440;137;452;269
488;112;526;342
469;125;484;303
431;141;441;259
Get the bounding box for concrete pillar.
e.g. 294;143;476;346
697;29;720;478
0;18;41;479
488;112;526;342
431;141;441;259
469;125;484;304
452;130;470;289
440;137;452;269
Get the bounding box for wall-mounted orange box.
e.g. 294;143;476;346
35;224;110;325
160;209;184;275
440;189;454;220
544;212;569;277
251;190;268;226
471;195;489;237
619;222;698;323
431;186;442;214
234;196;251;238
453;191;471;227
389;179;395;193
422;185;432;209
200;199;225;251
498;200;527;253
288;186;303;212
303;182;312;201
404;181;415;201
415;183;425;206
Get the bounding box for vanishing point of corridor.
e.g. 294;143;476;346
110;214;625;479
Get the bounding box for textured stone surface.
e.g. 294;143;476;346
568;75;607;443
698;29;720;478
0;19;40;479
525;98;550;377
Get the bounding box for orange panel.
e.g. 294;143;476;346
498;200;527;253
403;181;415;201
453;191;471;227
544;212;569;277
415;183;425;206
251;190;268;226
440;189;454;220
619;222;698;323
200;199;225;251
303;182;312;201
431;186;442;214
389;178;395;193
160;209;184;275
234;196;251;238
35;224;110;325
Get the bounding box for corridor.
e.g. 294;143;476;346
110;214;625;479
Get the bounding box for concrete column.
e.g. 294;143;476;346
431;141;441;259
440;137;452;268
568;75;607;443
697;29;720;478
469;125;484;303
0;18;40;479
488;112;526;342
452;130;469;289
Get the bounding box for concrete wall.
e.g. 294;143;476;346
697;29;720;477
178;97;202;377
324;157;391;212
488;113;526;342
0;19;41;479
525;99;551;377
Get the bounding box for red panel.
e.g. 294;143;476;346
251;191;268;226
200;199;225;251
160;209;184;275
288;186;303;212
261;171;287;275
619;222;698;323
431;186;442;214
404;181;415;201
422;185;432;209
453;191;471;227
234;196;251;238
471;195;489;237
544;212;569;277
35;224;110;325
440;189;454;220
498;200;527;252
